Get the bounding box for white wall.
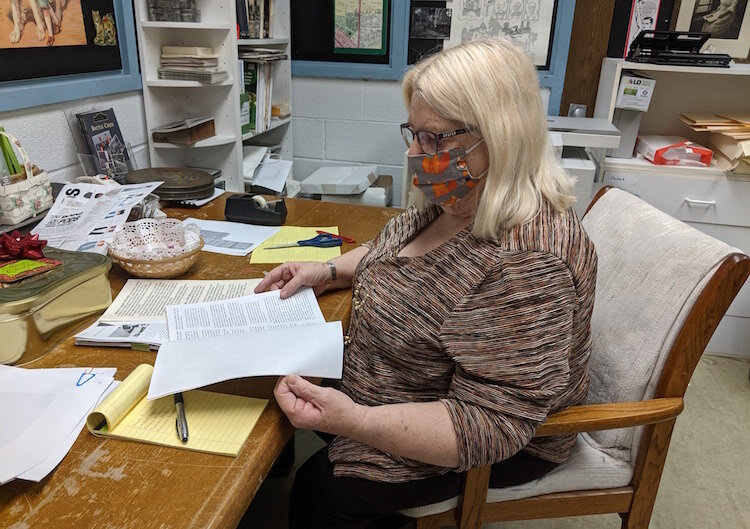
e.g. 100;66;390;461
291;77;408;207
0;92;149;184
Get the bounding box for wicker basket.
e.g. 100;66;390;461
109;240;204;278
0;131;53;225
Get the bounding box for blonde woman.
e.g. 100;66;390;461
255;38;597;528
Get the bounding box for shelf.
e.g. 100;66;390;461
242;117;292;141
140;21;232;30
153;135;238;149
238;38;289;46
604;156;727;177
618;59;750;77
146;79;234;88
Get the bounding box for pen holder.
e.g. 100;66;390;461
224;194;287;226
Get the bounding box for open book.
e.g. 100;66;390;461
86;364;267;456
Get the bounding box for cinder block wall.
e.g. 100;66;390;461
291;78;408;207
0;92;149;183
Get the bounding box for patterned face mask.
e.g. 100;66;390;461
408;139;487;207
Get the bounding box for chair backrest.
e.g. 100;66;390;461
581;188;740;460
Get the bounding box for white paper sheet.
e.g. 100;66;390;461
17;378;120;482
165;288;324;341
177;187;225;207
148;321;343;399
148;288;342;399
184;217;280;256
99;279;262;322
242;145;268;180
32;182;162;254
252;159;292;193
0;366;116;484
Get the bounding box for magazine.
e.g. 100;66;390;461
76;109;131;179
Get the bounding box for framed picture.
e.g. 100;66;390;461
675;0;750;58
0;0;140;112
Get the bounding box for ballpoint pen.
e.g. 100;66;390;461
174;393;189;443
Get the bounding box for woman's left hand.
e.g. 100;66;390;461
274;375;366;436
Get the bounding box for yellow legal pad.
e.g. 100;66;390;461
86;364;267;456
250;225;342;264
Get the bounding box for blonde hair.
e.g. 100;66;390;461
402;38;576;239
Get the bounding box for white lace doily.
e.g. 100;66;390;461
108;219;202;260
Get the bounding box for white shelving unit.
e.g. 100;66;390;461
237;0;293;187
593;58;750;358
134;0;244;191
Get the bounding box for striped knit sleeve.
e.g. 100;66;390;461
440;251;577;472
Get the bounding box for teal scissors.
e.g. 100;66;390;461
265;233;343;250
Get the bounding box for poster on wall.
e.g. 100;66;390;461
623;0;662;57
676;0;750;58
0;0;121;82
333;0;388;55
444;0;557;68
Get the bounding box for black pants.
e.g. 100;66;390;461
289;438;558;529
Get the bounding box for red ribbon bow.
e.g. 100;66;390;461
0;231;47;261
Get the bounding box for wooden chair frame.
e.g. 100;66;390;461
413;187;750;529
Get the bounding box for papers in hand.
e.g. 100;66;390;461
0;366;116;484
147;288;344;400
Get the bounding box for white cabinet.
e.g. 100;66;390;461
595;59;750;358
134;0;293;192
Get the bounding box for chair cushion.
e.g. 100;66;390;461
581;189;736;459
400;434;634;518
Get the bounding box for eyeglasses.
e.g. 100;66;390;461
400;123;472;155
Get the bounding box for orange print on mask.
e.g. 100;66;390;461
421;152;451;174
432;180;458;198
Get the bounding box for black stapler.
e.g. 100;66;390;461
224;194;287;226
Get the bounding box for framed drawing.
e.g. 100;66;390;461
675;0;750;58
0;0;140;112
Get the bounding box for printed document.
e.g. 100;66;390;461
148;288;343;399
32;182;161;254
166;287;324;340
75;321;169;349
100;279;262;322
184;217;280;256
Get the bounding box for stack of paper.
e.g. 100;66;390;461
0;366;117;484
75;279;263;349
147;288;344;399
158;46;228;84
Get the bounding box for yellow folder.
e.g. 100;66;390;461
86;364;267;456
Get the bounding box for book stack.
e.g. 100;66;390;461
236;0;271;39
239;60;273;133
681;112;750;174
158;46;228;84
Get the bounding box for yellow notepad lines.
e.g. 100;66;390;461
86;364;267;456
250;226;342;263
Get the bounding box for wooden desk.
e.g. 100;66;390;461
0;196;401;529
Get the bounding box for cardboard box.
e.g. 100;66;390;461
615;74;655;112
321;175;393;207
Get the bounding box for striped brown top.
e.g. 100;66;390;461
328;202;597;482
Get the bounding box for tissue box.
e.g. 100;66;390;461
321;175;393;207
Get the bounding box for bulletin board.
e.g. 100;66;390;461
0;0;141;112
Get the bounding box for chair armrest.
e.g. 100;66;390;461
534;397;684;437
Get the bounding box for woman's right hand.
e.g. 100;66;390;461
254;261;332;299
